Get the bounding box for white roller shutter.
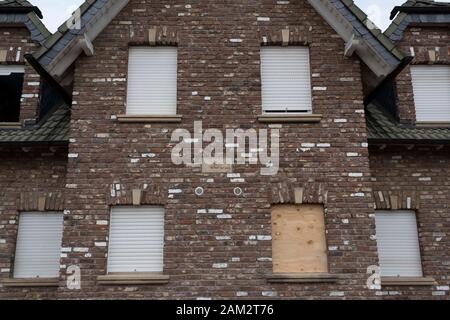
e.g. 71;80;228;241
411;65;450;123
107;207;165;273
375;211;423;277
261;47;312;113
0;65;25;76
13;212;64;279
126;47;177;115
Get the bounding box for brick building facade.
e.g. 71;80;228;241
0;0;449;300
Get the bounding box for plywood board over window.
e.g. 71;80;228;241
272;205;328;274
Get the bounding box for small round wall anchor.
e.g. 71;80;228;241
195;187;204;196
234;187;243;196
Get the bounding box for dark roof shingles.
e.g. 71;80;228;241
386;0;450;41
366;103;450;143
34;0;109;65
0;105;70;144
0;0;43;18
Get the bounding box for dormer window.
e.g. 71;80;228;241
410;65;450;124
0;65;25;123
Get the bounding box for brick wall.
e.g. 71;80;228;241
0;146;67;299
395;26;450;124
1;1;448;300
0;26;41;126
53;0;379;299
369;146;450;299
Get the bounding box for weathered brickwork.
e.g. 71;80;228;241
369;146;450;299
0;26;42;126
0;146;67;299
53;0;379;299
0;0;448;300
395;26;450;124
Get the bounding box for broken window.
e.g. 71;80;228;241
0;65;25;123
271;204;328;274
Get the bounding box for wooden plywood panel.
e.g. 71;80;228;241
272;205;328;274
0;50;7;62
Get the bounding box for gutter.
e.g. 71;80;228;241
0;140;69;146
368;138;450;146
391;6;450;19
0;7;43;19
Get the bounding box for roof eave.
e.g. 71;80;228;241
368;138;450;145
307;0;402;82
391;6;450;19
40;0;130;79
0;6;42;18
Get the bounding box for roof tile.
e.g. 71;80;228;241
0;105;70;144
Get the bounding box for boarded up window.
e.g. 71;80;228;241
272;205;328;274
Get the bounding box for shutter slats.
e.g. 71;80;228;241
375;211;423;277
411;65;450;122
261;47;312;113
13;212;63;279
107;207;165;273
126;47;177;115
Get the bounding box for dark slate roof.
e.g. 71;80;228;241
335;0;406;63
0;0;42;18
34;0;109;66
35;0;406;71
391;0;450;18
366;103;450;144
0;105;70;144
0;0;50;44
386;0;450;42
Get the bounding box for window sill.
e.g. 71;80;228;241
1;278;59;287
0;122;21;129
258;114;322;123
97;273;170;285
265;273;339;283
116;115;182;123
381;277;436;286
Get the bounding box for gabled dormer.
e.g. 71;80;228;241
366;0;450;145
0;0;51;128
386;0;450;126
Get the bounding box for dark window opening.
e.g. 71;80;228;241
0;72;24;122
